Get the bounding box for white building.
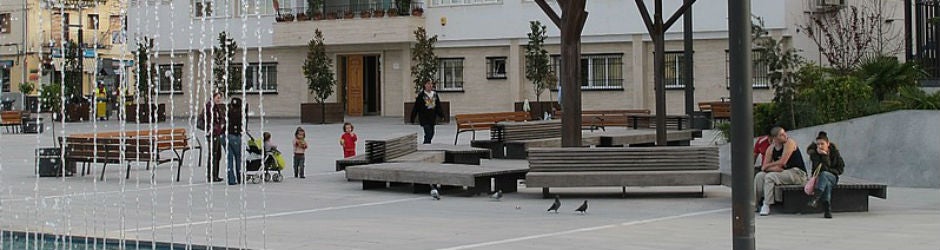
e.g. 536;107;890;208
129;0;904;119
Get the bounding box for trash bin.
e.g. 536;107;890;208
692;111;712;130
0;99;13;111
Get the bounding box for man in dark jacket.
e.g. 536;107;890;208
410;80;444;144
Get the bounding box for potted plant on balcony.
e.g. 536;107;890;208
373;8;385;17
388;7;398;16
360;9;372;18
307;0;324;20
411;6;423;17
344;9;355;19
301;29;342;124
326;10;338;19
283;13;295;21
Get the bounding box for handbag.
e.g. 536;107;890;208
804;163;823;195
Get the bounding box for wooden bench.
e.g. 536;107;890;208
1;111;23;133
773;176;887;213
491;119;563;159
710;102;731;121
628;114;691;130
66;128;201;181
554;109;651;131
336;133;419;172
336;134;494;171
345;162;529;195
418;144;492;165
61;136;159;181
454;111;529;144
526;146;721;198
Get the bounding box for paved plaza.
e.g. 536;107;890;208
1;116;938;249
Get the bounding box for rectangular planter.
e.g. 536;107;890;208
403;101;450;124
64;102;90;122
300;102;345;124
124;104;167;123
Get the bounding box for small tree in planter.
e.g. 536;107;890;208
213;31;241;95
307;0;323;19
18;82;36;95
135;37;155;103
525;20;553;118
303;29;336;124
410;26;438;93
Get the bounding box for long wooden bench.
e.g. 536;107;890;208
454;111;529;144
491;119;562;159
335;133;494;171
345;162;528;195
773;176;887;213
628;114;691;130
65;128;201;181
1;111;23;133
554;109;651;131
61;136;160;181
526;146;720;198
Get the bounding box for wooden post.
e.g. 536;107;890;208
535;0;587;147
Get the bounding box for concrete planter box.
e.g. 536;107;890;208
124;103;166;123
514;101;559;120
301;102;344;124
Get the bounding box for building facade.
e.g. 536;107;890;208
120;0;903;118
1;0;133;105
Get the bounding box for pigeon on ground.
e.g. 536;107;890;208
547;196;561;213
430;186;441;200
490;190;503;201
575;200;588;214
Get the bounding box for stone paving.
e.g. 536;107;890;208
0;115;937;249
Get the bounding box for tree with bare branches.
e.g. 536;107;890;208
800;0;901;73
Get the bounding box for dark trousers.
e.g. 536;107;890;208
206;135;222;181
294;154;305;177
422;124;435;144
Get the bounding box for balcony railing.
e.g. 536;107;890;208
275;0;424;22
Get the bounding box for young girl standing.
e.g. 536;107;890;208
293;127;308;178
340;122;358;158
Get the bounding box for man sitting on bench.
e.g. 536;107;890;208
807;131;845;219
756;127;808;216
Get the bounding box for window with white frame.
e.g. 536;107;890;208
486;57;507;79
551;54;624;90
192;0;231;18
437;58;464;91
239;63;278;93
282;0;309;15
431;0;502;7
725;49;771;89
664;51;686;89
157;64;183;94
244;0;276;16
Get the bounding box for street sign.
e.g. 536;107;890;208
83;48;96;58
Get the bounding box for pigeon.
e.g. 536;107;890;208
430;186;441;200
575;200;588;214
490;190;503;201
547;196;561;213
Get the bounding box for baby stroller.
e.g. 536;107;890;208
245;133;285;184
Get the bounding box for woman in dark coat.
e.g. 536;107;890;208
410;80;444;144
807;131;845;219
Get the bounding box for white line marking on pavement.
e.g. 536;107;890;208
437;208;731;250
121;197;425;233
1;182;209;203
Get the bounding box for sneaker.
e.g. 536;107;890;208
759;204;771;216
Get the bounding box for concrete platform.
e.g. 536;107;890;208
0;116;937;249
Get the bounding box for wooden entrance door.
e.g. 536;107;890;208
346;55;364;116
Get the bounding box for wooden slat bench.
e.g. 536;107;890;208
773;176;887;213
526;146;721;198
555;109;651;131
336;133;419;171
628;114;691;130
593;129;697;147
1;111;23;133
491;119;562;159
66;128;201;181
454;111;530;144
345;162;529;195
61;136;160;181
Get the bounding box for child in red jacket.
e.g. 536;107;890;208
340;122;358;158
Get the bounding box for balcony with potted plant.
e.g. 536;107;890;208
272;0;426;47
